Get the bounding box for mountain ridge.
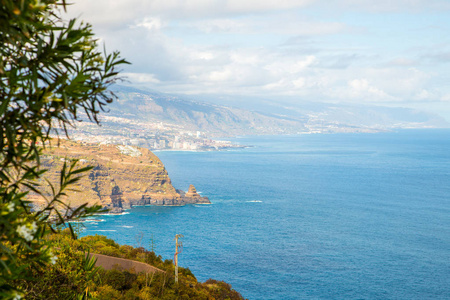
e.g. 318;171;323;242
109;85;448;136
109;85;306;136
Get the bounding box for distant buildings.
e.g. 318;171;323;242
51;114;244;151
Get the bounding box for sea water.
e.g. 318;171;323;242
81;130;450;299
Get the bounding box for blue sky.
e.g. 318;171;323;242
66;0;450;119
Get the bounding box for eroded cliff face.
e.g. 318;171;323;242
31;140;209;212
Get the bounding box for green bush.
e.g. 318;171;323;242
96;285;121;299
0;0;127;298
101;269;127;291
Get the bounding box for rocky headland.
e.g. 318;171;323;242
29;140;210;213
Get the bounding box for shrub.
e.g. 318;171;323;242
0;0;127;298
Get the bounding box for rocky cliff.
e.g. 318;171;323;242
31;140;210;212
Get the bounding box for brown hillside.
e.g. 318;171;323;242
30;140;209;212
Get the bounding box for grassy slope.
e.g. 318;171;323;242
19;229;245;300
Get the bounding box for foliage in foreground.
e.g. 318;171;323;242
1;0;127;298
16;230;245;300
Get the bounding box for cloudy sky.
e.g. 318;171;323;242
65;0;450;118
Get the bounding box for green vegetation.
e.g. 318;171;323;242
1;0;126;298
15;230;244;299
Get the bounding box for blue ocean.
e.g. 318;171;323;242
81;130;450;299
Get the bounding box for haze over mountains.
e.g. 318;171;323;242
108;85;448;137
109;85;305;136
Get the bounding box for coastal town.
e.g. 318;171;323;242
60;114;246;151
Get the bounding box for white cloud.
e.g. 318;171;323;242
348;78;392;100
63;0;314;27
193;19;246;33
440;94;450;102
388;58;417;67
323;0;450;12
191;51;216;61
225;0;314;13
349;78;369;91
208;68;234;82
189;16;351;36
293;77;306;88
58;0;450;113
374;68;431;97
265;56;317;75
123;73;161;84
65;0;450;26
133;17;165;31
416;89;432;100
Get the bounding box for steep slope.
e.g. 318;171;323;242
30;140;209;212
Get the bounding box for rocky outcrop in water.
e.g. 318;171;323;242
135;184;209;206
182;184;210;204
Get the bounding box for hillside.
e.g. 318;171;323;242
17;230;245;299
29;140;209;212
109;86;306;136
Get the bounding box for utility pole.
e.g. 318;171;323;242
174;234;183;283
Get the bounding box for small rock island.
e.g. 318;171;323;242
134;184;210;208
